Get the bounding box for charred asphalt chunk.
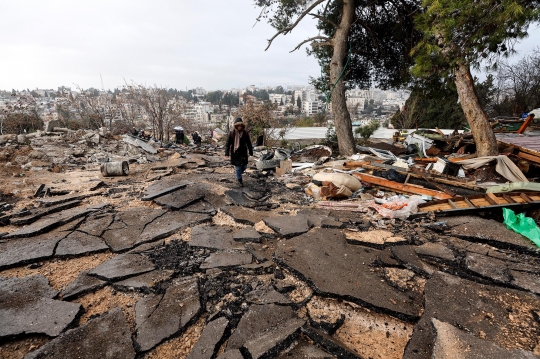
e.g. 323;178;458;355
0;287;82;338
200;251;253;269
135;276;201;352
180;200;218;215
301;326;361;359
148;240;211;276
307;311;346;336
61;271;107;300
186;317;229;359
297;209;343;229
190;225;245;250
24;308;136;359
441;216;540;255
233;227;262;243
112;270;174;292
431;318;540;359
3;203;108;239
245;286;292;305
403;272;540;359
277;340;337;359
88;253;155;281
0;232;67;270
225;189;273;209
221;205;275;226
227;304;305;359
139;210;210;244
0;275;58;299
263;215;310;238
274;229;424;322
55;231;109;256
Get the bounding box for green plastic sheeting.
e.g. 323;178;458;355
503;208;540;248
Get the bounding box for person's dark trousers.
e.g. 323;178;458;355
235;164;247;185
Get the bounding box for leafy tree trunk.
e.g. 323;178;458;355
454;63;498;157
330;0;356;156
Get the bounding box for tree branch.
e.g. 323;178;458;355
310;13;338;28
290;36;333;53
265;0;327;51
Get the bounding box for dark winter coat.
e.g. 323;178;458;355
225;130;253;166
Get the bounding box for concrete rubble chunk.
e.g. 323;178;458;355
277;340;337;359
190;225;244;250
186;317;229;359
227;304;305;358
415;242;456;263
113;270;174;291
221;205;276;225
443;216;540;254
55;231;109;256
0;290;82;338
61;271;107;300
123;134;157;154
344;229;406;248
200;251;253;269
4;203;108;239
0;232;67;270
233;227;262;243
431;318;540;359
263;215;310;238
135;277;201;352
0;275;58;299
403;272;540;359
275;229;424;321
301;326;361;359
24;308;136;359
89;253;155;281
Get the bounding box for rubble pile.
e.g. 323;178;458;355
0;130;540;359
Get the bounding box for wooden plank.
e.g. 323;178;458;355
520;193;533;203
464;198;477;208
502;194;517;204
448;200;459;209
352;173;453;200
516;151;540;165
485;194;498;205
487;193;503;205
517;114;534;134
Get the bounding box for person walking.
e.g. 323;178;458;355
225;118;253;187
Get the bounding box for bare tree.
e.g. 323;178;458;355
393;96;423;130
59;87;118;130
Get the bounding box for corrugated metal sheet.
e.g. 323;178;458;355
497;133;540;154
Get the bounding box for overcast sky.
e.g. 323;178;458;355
0;0;538;92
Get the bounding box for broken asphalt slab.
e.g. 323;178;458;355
24;308;135;359
431;318;540;359
225;189;272;209
403;271;540;359
9;200;82;225
221;205;276;226
0;232;67;270
4;203;109;239
154;183;210;209
141;180;191;201
135;276;201;352
233;227;262;243
55;231;109;256
113;270;174;292
186;317;229;359
277;340;336;359
441;216;540;254
274;229;424;322
0;290;81;339
88;253;155;281
61;271;107;300
263;215;310;238
200;251;253;269
226;304;305;358
190;225;245;250
0;275;58;299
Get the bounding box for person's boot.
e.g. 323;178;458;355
238;178;244;187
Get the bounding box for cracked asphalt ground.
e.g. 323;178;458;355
1;145;540;359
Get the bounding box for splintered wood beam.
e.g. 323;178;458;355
502;194;517;204
352;173;453;200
